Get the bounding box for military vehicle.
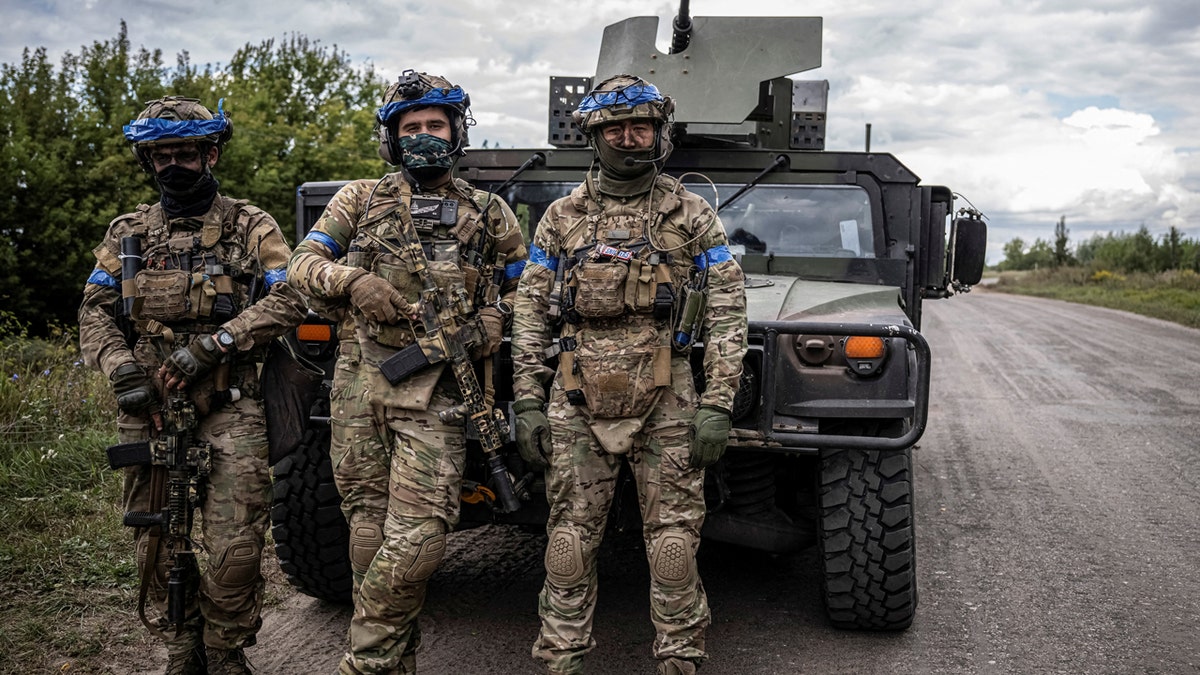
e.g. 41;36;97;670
269;3;986;632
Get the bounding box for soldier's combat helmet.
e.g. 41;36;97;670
376;70;473;173
123;96;232;174
572;74;673;134
573;75;675;176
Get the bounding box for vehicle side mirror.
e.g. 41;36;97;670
949;216;987;286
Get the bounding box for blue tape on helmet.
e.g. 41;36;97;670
377;87;468;124
124;99;229;144
576;82;664;114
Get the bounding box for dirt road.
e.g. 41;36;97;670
136;289;1200;674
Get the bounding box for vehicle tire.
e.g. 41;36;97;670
270;422;353;604
817;445;917;630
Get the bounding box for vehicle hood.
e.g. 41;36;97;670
742;275;905;323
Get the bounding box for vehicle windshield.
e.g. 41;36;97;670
687;184;876;259
492;181;875;260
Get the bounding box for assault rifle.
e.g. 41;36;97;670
368;225;524;514
106;392;211;636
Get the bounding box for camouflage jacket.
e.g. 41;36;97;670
288;172;527;407
79;195;308;395
512;173;748;414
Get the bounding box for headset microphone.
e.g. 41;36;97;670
623;147;670;166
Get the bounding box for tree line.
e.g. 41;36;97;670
0;23;388;335
997;216;1200;274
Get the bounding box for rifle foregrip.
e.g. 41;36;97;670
379;342;432;385
106;441;152;469
124;510;165;528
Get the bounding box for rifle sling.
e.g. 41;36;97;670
137;465;169;641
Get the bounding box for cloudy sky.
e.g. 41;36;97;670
4;0;1198;263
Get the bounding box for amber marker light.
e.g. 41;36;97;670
844;336;886;359
843;336;888;376
296;323;333;342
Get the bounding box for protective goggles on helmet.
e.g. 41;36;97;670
576;81;664;114
124;99;229;144
377;87;468;125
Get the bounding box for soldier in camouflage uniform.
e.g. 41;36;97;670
288;70;527;675
78;96;308;674
511;75;748;675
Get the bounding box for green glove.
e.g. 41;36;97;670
110;362;159;416
689;405;732;469
162;335;222;386
348;271;411;324
512;398;551;470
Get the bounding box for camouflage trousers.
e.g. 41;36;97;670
118;397;271;651
340;373;466;675
329;340;390;594
532;357;710;674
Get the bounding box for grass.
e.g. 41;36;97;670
0;324;154;673
0;323;298;673
989;267;1200;329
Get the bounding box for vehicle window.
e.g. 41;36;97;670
687;184;875;259
487;182;874;260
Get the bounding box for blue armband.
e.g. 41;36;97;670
303;230;343;258
529;244;558;272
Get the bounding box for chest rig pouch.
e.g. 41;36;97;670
133;213;241;325
558;214;676;420
568;237;675;322
359;193;477;350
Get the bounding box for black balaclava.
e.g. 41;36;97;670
158;163;219;218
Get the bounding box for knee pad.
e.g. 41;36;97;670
400;519;446;583
649;528;696;590
348;521;384;575
545;525;586;587
209;535;263;591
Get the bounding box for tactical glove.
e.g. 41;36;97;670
512;398;551;470
477;306;506;358
348;271;411;324
110;362;159;417
689;405;732;469
162;335;222;387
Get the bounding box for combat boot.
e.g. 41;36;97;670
657;657;698;675
205;646;252;675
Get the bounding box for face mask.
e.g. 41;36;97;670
398;133;454;182
156;164;206;197
595;139;658;181
156;164;219;217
